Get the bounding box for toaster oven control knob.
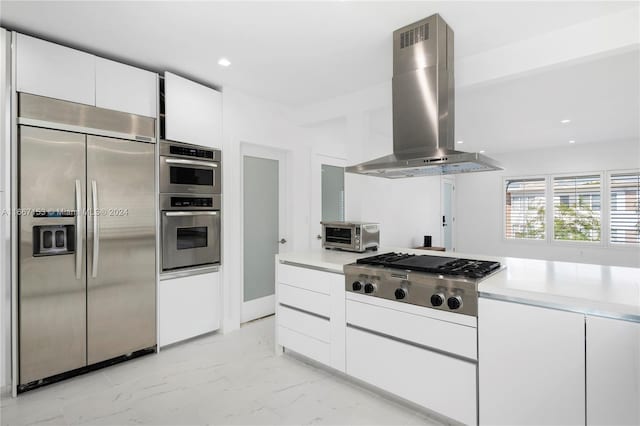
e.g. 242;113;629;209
430;293;445;307
394;288;407;300
352;281;363;291
447;296;463;310
364;283;376;294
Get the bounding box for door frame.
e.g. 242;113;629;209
310;152;347;248
239;143;289;323
441;176;456;251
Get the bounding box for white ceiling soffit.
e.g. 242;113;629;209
0;1;638;107
455;49;640;154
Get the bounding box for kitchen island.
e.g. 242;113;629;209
275;248;640;425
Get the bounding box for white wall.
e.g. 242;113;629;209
221;87;319;333
299;85;444;249
455;140;640;267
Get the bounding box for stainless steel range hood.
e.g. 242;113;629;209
346;14;502;178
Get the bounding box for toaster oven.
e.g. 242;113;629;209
321;221;379;253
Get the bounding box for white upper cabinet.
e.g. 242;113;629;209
17;33;158;118
586;316;640;425
478;298;585;425
16;33;95;106
95;57;157;118
164;72;222;148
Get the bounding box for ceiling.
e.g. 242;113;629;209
365;48;640;155
456;48;640;154
0;1;636;106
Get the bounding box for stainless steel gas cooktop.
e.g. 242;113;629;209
344;252;503;317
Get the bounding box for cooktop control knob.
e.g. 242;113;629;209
352;281;363;291
447;296;463;310
430;293;445;307
364;283;377;294
394;288;407;300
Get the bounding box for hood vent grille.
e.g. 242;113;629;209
399;23;429;49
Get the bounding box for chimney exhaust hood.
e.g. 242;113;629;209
346;14;502;178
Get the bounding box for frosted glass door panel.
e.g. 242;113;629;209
243;156;279;302
322;164;344;222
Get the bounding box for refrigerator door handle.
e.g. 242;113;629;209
75;179;83;280
91;180;99;278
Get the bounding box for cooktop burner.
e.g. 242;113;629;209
356;252;501;279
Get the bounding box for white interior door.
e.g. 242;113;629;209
311;154;346;248
441;177;455;251
241;145;287;323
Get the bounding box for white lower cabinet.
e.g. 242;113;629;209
159;271;220;346
586;316;640;425
478;298;585;425
275;261;345;372
346;326;477;425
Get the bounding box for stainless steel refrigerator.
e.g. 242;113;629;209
18;94;156;388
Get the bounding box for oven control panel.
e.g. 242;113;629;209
169;145;215;159
170;197;213;208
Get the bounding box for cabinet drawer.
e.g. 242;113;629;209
347;326;477;425
278;263;341;295
278;305;330;343
278;283;330;317
278;326;330;366
347;299;477;360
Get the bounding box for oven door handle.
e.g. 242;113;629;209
164;211;219;217
165;158;218;168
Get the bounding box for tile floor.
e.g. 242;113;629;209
0;316;445;425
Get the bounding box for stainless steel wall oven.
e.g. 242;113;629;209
160;142;221;194
160;141;222;273
160;194;221;271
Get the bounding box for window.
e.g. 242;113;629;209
609;172;640;245
553;175;601;242
505;178;546;240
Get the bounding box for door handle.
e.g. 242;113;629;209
91;180;99;278
75;179;82;280
165;158;218;168
316;235;322;240
279;238;287;244
164;211;218;217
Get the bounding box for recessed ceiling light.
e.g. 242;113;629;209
479;150;485;153
569;140;576;144
217;57;231;67
456;140;464;144
561;119;571;124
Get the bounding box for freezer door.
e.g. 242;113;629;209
87;135;156;364
19;126;87;384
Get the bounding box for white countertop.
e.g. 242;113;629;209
278;248;640;321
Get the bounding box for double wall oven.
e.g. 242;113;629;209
160;141;221;273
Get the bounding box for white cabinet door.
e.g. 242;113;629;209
95;57;157;118
347;326;477;425
478;298;585;425
159;271;220;346
586;316;640;425
164;72;222;148
16;33;95;106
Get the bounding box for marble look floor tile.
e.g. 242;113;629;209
1;316;445;426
